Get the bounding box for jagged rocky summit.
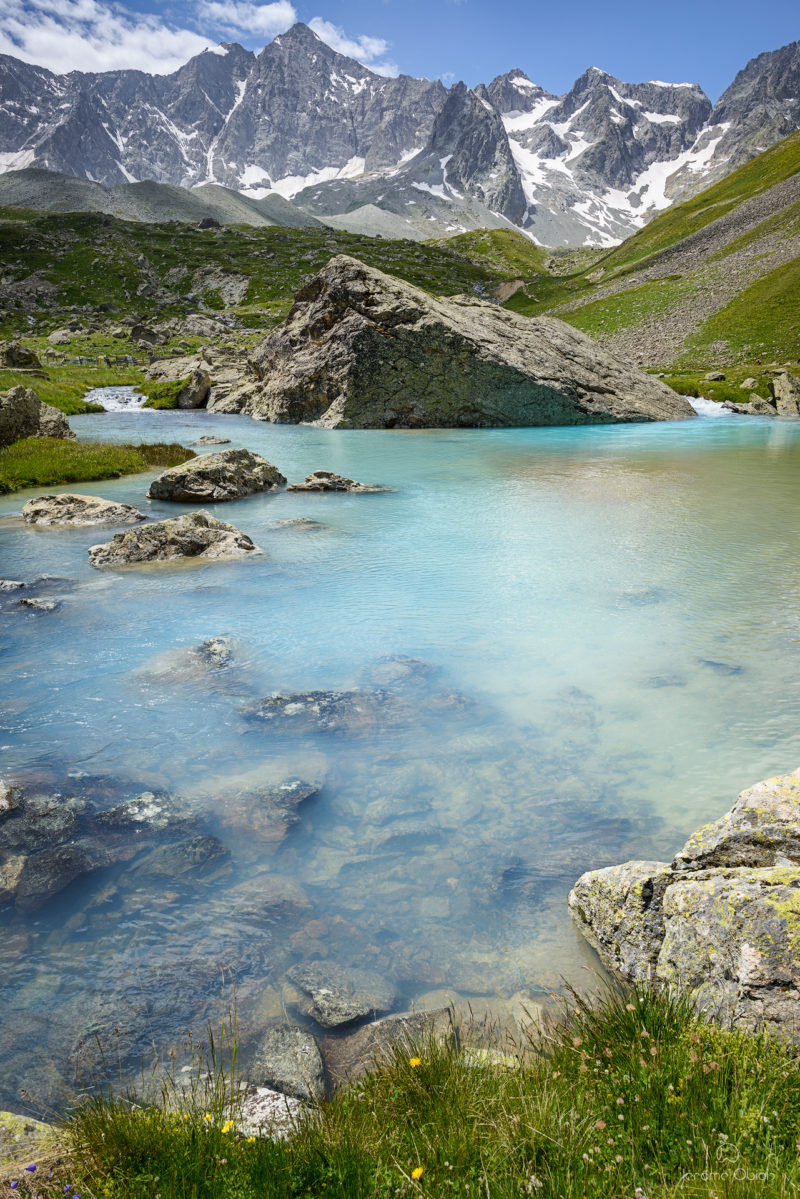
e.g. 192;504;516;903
213;256;694;428
569;768;800;1041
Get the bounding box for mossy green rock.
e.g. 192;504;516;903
569;768;800;1039
0;1110;57;1166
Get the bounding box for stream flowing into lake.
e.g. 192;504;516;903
2;398;800;1110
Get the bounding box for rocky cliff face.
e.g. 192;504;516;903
215;255;695;428
1;29;798;245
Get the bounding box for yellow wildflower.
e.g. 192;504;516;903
246;1136;256;1144
203;1113;212;1122
409;1057;422;1068
222;1120;234;1134
411;1166;424;1180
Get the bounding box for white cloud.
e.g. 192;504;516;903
0;0;214;73
195;0;296;38
308;16;398;77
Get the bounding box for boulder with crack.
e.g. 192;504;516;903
88;510;260;567
220;256;695;429
569;768;800;1040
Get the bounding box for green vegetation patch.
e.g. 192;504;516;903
29;985;800;1199
659;369;775;404
139;377;189;410
556;275;694;340
433;228;549;279
0;438;193;494
675;257;800;366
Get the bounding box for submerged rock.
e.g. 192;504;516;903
286;961;396;1029
133;636;247;690
242;684;473;737
250;1023;325;1101
88;510;260;567
191;435;231;446
221;256;695;428
18;597;60;612
0;386;74;447
569;767;800;1040
22;493;146;527
287;471;387;493
147;448;286;503
222;779;320;843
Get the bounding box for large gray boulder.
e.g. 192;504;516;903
221;256;695;428
569;768;800;1040
22;493;146;526
0;386;74;447
88;510;259;567
0;340;42;369
769;371;800;416
148;448;286;503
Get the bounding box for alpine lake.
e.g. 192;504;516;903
2;389;800;1111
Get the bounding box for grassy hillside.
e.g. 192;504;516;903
0;212;522;356
504;131;800;370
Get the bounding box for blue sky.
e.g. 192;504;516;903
0;0;796;100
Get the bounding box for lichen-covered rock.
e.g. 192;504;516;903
222;256;695;429
287;471;387;493
88;510;259;567
569;768;800;1040
147;449;286;502
673;767;800;870
0;1109;58;1166
0;386;74;447
567;861;673;982
22;493;146;526
656;866;800;1032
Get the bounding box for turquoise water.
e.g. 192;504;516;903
2;399;800;1106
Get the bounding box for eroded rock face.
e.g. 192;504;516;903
569;768;800;1039
88;510;259;567
22;493;146;527
0;386;74;447
148;449;286;503
223;256;695;429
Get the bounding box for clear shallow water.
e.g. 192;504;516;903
2;398;800;1109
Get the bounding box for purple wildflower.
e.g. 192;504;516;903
10;1183;18;1191
25;1165;36;1172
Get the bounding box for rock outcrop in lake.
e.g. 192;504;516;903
0;386;74;447
88;510;259;566
217;256;695;428
148;449;286;503
569;767;800;1040
22;493;146;526
287;471;387;493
